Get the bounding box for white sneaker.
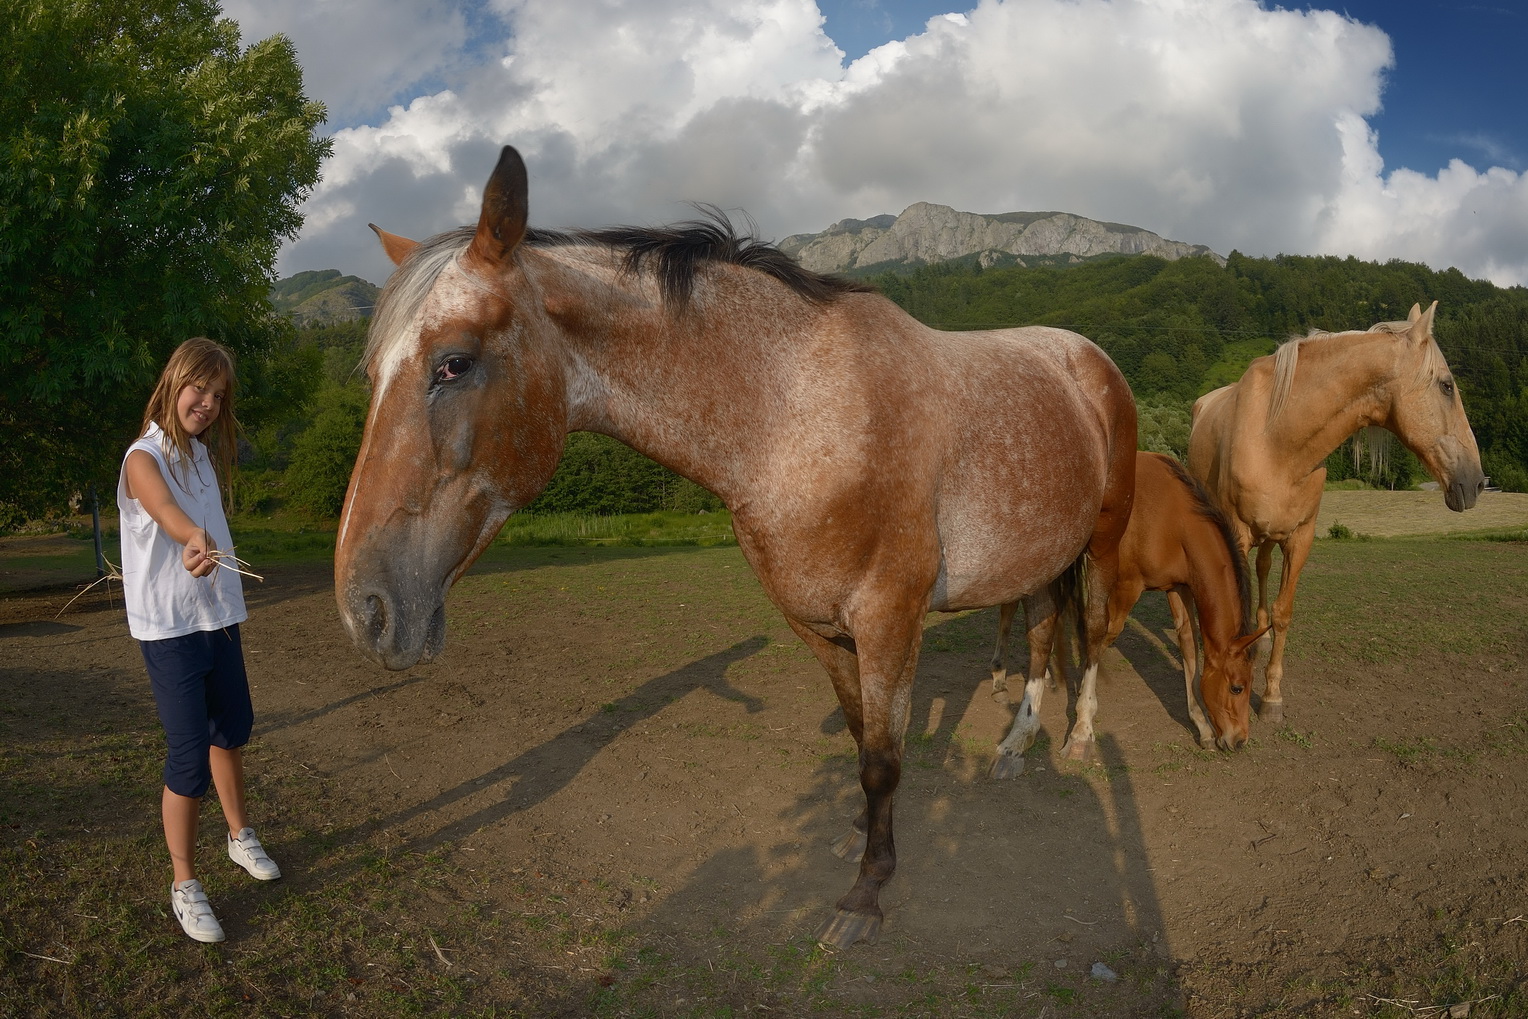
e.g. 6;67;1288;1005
228;827;282;880
171;879;225;943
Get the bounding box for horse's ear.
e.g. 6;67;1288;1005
1409;300;1439;341
370;224;419;265
1231;627;1270;658
471;145;529;265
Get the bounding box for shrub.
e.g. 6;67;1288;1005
283;385;368;516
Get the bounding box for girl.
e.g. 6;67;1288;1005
117;337;280;944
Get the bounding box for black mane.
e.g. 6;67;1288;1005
525;206;875;308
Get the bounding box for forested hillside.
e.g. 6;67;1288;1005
239;250;1527;523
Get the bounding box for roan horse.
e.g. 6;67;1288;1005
333;146;1137;948
987;450;1265;778
1188;302;1484;722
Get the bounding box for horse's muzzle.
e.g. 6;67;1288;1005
1445;470;1485;512
339;583;447;670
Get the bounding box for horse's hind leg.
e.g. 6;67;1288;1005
1062;424;1135;763
990;593;1058;779
990;600;1020;696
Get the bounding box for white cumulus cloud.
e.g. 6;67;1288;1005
240;0;1528;289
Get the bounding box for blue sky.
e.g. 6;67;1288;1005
224;0;1528;289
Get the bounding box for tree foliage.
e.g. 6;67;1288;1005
0;0;330;526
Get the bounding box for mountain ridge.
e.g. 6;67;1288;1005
779;202;1222;274
270;269;380;324
271;204;1221;317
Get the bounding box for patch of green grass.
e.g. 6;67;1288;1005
1449;528;1528;543
1371;732;1494;769
1277;727;1314;749
496;510;736;548
1290;537;1528;665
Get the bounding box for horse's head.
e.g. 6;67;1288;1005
1199;627;1265;751
335;147;569;669
1384;301;1485;511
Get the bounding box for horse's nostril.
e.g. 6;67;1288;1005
363;594;388;645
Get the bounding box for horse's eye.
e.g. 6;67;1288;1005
1230;684;1245;696
435;355;474;384
1439;378;1455;398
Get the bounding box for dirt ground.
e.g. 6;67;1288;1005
4;495;1528;1016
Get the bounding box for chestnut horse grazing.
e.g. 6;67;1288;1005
334;146;1137;948
1188;302;1484;723
988;451;1264;777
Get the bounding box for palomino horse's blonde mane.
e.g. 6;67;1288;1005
1264;314;1447;431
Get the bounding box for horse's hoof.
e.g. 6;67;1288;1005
991;675;1008;694
1258;700;1284;724
988;753;1026;780
814;908;881;949
1062;737;1093;762
830;827;867;863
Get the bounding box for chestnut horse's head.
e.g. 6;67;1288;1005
1376;301;1485;511
1198;627;1265;751
335;147;568;669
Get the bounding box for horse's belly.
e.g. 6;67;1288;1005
933;500;1100;611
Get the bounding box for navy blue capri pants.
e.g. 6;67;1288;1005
140;625;253;798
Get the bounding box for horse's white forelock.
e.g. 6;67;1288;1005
364;227;474;392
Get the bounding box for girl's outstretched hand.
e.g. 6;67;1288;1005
183;528;218;577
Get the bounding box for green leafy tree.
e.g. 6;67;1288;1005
283;382;367;517
0;0;330;527
523;433;723;516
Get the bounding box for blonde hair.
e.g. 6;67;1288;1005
139;337;240;496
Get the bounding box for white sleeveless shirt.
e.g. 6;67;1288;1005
117;422;247;640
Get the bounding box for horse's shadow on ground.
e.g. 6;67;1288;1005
325;605;1168;974
374;635;770;850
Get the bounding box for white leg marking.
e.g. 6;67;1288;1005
1062;662;1099;760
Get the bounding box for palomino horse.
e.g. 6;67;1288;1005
1187;302;1484;722
988;451;1265;777
334;146;1137;948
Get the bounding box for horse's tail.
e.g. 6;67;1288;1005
1047;552;1090;689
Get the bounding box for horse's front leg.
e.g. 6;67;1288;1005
1253;540;1275;660
1168;587;1216;748
785;619;868;861
790;608;923;950
1261;517;1316;724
